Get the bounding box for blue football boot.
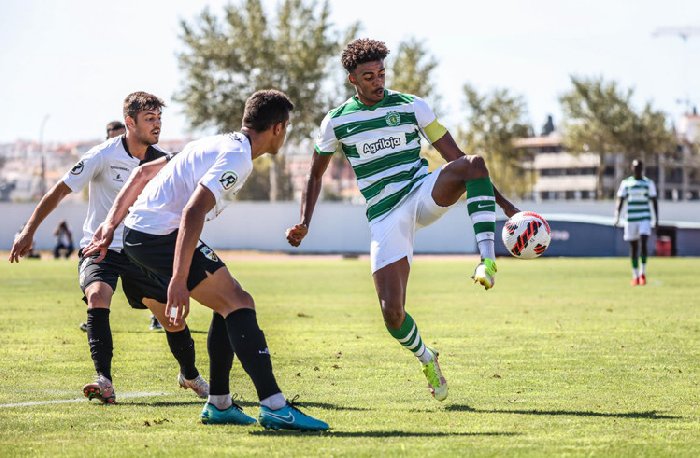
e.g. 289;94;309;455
200;402;257;425
258;401;329;431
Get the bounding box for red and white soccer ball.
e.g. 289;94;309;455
501;211;551;259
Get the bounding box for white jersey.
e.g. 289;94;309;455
125;133;253;235
61;136;166;249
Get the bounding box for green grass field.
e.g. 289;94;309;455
0;255;698;457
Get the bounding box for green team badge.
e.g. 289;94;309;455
385;111;401;127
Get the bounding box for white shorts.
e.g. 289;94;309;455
624;220;652;241
369;167;451;273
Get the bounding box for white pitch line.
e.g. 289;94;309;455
0;391;166;408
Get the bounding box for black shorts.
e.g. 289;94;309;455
78;248;168;309
123;227;226;303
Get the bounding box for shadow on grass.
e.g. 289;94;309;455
128;400;208;407
115;329;207;335
249;430;519;437
126;400;368;411
291;401;369;411
447;404;680;419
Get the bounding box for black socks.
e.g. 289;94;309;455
165;326;199;380
224;308;280;401
207;313;234;395
86;308;113;381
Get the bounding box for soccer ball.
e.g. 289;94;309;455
501;211;551;259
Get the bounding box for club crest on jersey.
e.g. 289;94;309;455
219;171;238;190
199;245;219;262
71;161;85;175
385;111;401;127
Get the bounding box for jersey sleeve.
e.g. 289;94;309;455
199;151;252;206
647;179;658;198
413;96;447;142
616;180;628;198
413;96;437;127
61;148;103;193
313;112;338;155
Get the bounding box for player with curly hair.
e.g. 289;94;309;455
287;38;519;402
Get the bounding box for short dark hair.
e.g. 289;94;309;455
123;91;165;120
341;38;390;73
242;90;294;131
106;121;125;132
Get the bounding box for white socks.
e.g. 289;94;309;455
416;346;433;365
209;392;287;410
478;239;496;261
208;394;232;410
260;392;286;410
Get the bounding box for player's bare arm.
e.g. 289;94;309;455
651;196;659;231
83;155;170;260
167;184;216;326
286;151;332;247
431;132;520;217
614;196;625;226
9;181;72;263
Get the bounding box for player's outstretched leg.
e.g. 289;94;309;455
432;155;497;290
466;176;497;289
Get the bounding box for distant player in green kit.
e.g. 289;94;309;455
286;38;519;402
615;159;659;286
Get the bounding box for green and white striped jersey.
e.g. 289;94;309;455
315;90;437;222
616;176;657;222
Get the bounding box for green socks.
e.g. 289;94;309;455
466;177;496;259
387;313;431;364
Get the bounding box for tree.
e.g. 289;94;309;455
389;37;441;114
560;76;674;198
236;155;293;201
458;84;532;197
176;0;357;200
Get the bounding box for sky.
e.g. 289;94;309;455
1;0;699;143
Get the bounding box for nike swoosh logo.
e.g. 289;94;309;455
264;412;295;424
346;125;360;134
476;202;495;209
124;241;143;247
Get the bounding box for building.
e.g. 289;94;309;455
514;114;700;201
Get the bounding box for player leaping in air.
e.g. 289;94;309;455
286;38;519;402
